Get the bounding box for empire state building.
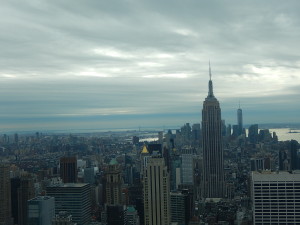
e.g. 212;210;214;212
201;64;225;198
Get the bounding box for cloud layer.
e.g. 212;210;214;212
0;0;300;132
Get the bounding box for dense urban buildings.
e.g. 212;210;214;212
201;65;225;198
0;66;299;225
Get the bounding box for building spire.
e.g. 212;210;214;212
209;60;212;80
208;61;214;98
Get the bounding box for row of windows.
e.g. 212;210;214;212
254;183;300;186
255;209;300;212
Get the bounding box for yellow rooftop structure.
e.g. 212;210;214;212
141;145;149;154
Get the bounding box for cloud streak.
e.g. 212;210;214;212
0;0;300;131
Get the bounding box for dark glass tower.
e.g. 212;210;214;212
201;64;225;198
237;104;243;136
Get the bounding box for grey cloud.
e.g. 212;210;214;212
0;0;300;131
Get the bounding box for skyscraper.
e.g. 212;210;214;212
18;177;35;225
237;104;243;136
181;148;194;185
60;156;77;183
144;156;170;225
248;124;259;144
0;164;12;225
104;158;122;205
201;64;225;198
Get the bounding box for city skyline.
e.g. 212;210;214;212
1;1;300;132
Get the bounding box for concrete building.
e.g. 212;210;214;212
201;64;225;198
251;171;300;224
46;183;91;225
104;158;122;205
144;156;170;225
170;192;185;224
181;148;194;185
28;196;55;225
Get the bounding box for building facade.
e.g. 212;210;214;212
46;183;91;225
104;158;123;205
60;156;77;183
201;65;225;198
27;196;55;225
0;164;12;225
251;171;300;224
237;106;243;136
144;157;170;225
18;177;35;225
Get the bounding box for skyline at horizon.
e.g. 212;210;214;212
1;1;300;132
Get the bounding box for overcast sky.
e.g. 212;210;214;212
0;0;299;132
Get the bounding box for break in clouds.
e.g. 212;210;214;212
0;0;300;131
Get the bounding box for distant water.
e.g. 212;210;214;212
139;128;300;143
269;128;300;143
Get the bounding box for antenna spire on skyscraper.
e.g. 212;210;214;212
208;61;214;98
209;60;212;80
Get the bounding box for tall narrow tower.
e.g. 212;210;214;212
237;103;243;136
201;63;225;198
144;156;170;225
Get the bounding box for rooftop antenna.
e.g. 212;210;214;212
209;60;212;81
208;60;214;97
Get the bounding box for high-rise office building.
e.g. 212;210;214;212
18;177;35;225
46;183;91;225
251;171;300;224
27;196;55;225
237;105;243;136
11;177;21;225
181;148;194;185
60;156;77;183
144;156;170;225
0;164;12;225
84;167;95;185
201;64;225;198
170;192;186;224
104;158;122;205
248;124;259;144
